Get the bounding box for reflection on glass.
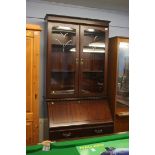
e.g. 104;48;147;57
81;28;105;95
83;29;105;53
117;42;129;105
50;26;76;95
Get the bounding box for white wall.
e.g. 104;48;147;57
26;0;129;141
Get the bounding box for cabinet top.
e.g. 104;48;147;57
44;14;110;27
110;36;129;39
26;24;42;31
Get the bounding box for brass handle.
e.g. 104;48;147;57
81;58;84;65
62;132;71;137
94;129;103;134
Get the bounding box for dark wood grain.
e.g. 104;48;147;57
48;100;113;128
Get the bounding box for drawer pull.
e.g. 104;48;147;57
62;132;71;137
94;129;103;134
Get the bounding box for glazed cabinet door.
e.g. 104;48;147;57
46;23;79;98
79;26;109;97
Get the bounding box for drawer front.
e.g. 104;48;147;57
49;125;113;140
50;130;76;140
78;125;113;137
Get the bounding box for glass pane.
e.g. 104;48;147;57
117;42;129;105
81;28;105;95
50;25;76;95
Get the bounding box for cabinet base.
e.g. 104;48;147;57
49;122;114;140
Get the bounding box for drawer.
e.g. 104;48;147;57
49;124;113;140
78;125;113;137
50;130;76;140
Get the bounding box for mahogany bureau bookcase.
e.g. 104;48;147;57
44;14;113;140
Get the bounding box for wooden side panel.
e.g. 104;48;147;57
107;38;118;118
26;33;34;145
26;35;33;113
32;31;40;144
26;27;41;145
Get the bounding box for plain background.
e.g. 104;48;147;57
0;0;155;155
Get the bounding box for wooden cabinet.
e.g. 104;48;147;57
108;37;129;132
45;15;113;140
26;24;41;145
45;15;109;98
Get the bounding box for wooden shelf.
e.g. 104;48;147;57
84;31;105;36
83;70;104;73
52;44;75;47
52;30;76;34
51;70;75;73
50;89;75;95
116;112;129;117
